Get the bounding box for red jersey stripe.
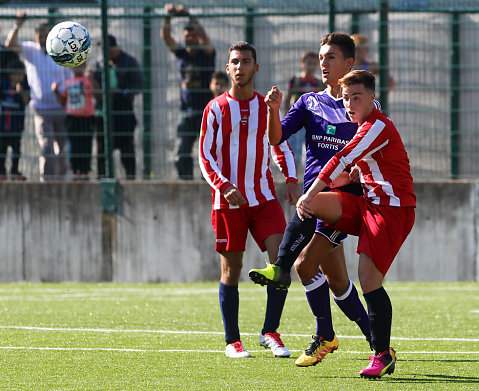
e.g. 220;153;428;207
199;91;297;210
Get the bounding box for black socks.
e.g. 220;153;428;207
363;286;392;355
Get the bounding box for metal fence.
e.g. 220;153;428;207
0;0;478;181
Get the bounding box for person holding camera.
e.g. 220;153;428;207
161;4;216;180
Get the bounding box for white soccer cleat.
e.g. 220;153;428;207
259;332;291;357
225;341;252;358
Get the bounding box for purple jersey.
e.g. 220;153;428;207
280;90;359;192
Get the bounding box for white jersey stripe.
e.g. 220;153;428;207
199;92;297;210
199;103;227;210
346;120;386;163
244;98;259;205
328;120;387;183
227;97;240;201
363;159;401;206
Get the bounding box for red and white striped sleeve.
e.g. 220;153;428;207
318;116;389;185
198;99;232;194
270;141;298;184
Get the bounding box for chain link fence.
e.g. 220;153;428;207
0;0;477;180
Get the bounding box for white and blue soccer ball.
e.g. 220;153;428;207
46;21;92;68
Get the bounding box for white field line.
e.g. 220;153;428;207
0;346;478;355
0;285;477;295
0;326;478;343
0;294;477;303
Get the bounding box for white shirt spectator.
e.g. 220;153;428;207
19;41;73;110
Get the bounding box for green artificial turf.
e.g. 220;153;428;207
0;282;477;390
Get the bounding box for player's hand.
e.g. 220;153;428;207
223;185;246;207
349;165;360;183
296;193;314;220
51;82;59;92
284;181;298;205
15;83;22;93
264;86;282;112
16;11;26;25
174;5;189;16
164;4;176;15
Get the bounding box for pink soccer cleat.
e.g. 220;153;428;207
359;350;395;379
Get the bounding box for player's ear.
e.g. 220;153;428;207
346;57;355;71
253;63;259;74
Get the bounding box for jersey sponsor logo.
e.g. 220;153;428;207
216;239;228;243
326;124;336;135
240;108;249;125
316;142;340;150
311;134;348;151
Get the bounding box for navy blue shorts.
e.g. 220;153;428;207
315;219;347;246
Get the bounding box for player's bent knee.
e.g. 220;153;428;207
294;256;317;282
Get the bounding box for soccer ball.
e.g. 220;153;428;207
46;21;92;68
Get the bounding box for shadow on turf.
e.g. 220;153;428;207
336;358;479;384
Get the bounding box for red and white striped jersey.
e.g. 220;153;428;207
318;108;416;207
199;91;297;210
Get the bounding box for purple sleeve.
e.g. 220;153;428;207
279;95;308;143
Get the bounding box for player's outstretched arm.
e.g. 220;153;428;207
160;5;179;53
5;11;26;50
184;9;213;55
265;86;283;145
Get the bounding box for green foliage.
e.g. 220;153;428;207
0;282;477;390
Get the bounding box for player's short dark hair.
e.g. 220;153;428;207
35;23;51;33
320;32;355;60
5;59;25;73
301;50;318;63
339;70;376;93
228;41;257;64
212;71;229;84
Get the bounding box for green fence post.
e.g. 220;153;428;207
350;12;360;35
328;0;335;33
99;0;116;282
47;8;56;26
100;0;117;213
245;7;254;44
450;12;460;179
142;6;152;179
378;0;389;115
100;0;114;181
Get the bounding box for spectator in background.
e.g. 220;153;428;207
6;11;73;181
94;34;142;179
351;33;396;91
161;3;215;180
0;59;29;180
209;71;229;98
52;62;100;180
283;51;323;169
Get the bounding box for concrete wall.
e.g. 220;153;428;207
0;180;477;283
